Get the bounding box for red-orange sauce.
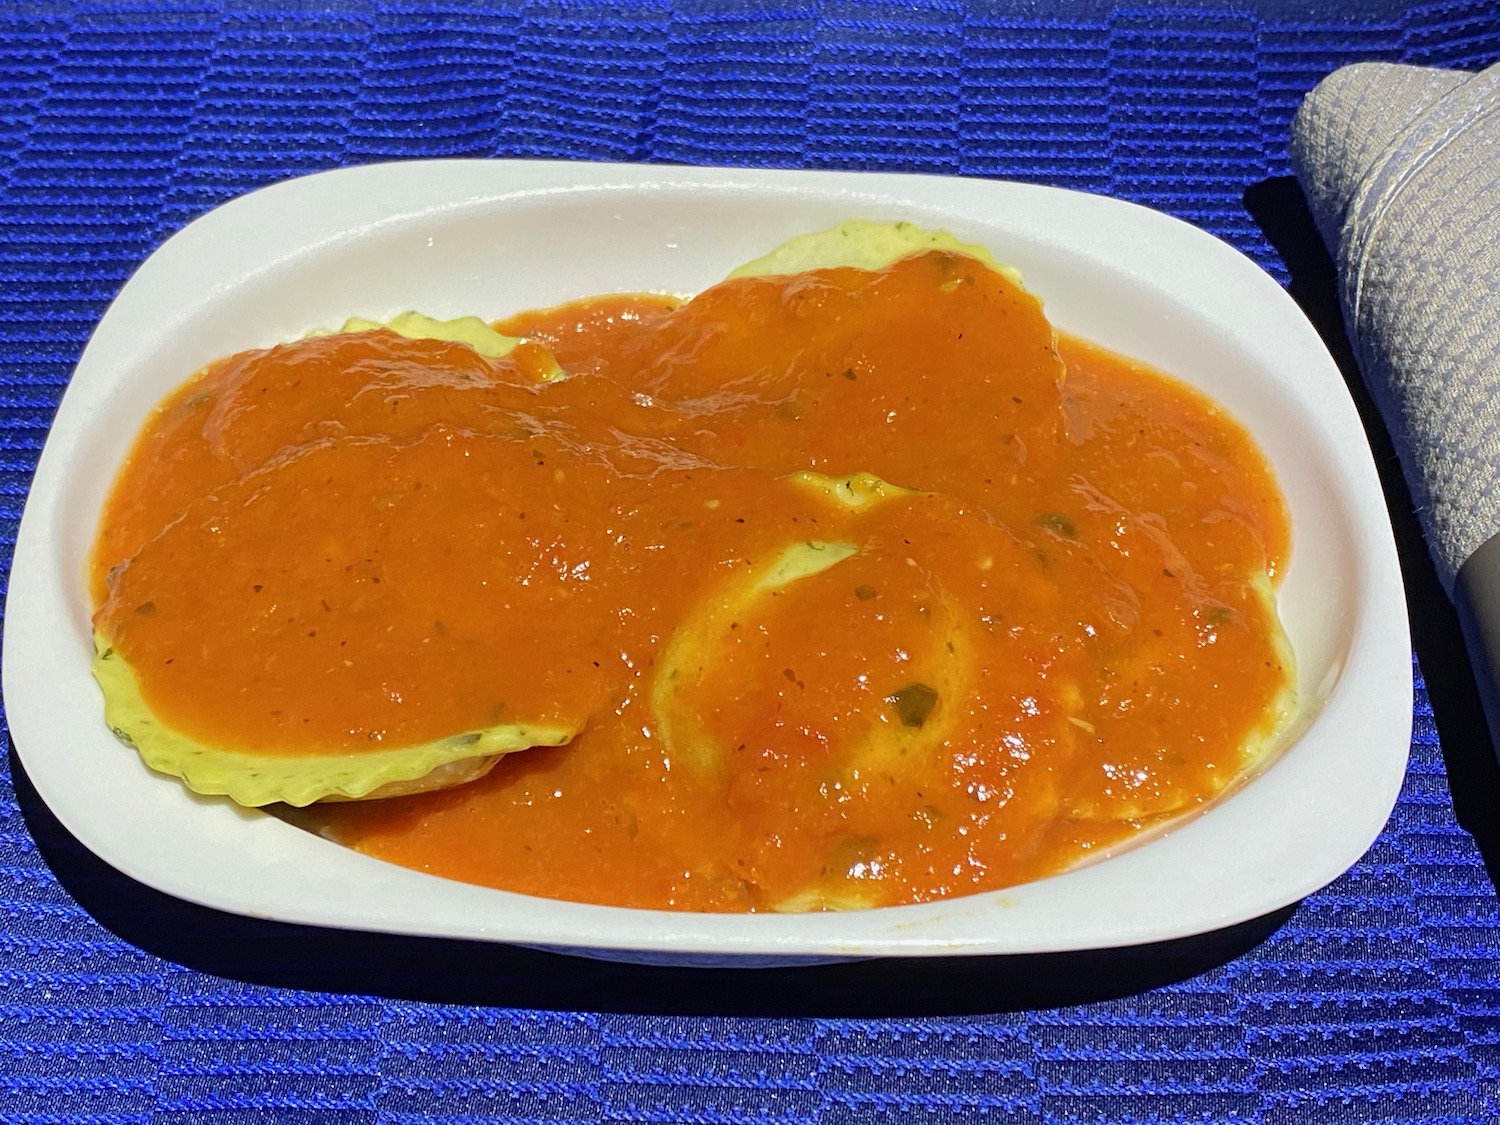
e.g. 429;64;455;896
92;251;1290;911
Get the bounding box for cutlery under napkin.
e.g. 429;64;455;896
1291;60;1500;744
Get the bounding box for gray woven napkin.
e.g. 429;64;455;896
1291;60;1500;597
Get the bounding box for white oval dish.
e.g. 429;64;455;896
2;160;1411;965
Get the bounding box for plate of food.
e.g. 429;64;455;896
2;160;1410;965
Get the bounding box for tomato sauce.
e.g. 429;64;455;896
92;250;1291;911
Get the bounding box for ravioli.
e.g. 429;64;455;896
728;218;1023;287
90;222;1297;911
334;310;521;358
90;314;579;807
94;636;573;807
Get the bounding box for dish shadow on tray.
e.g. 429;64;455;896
1244;175;1500;892
10;746;1293;1017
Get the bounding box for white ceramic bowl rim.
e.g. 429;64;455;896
2;160;1411;962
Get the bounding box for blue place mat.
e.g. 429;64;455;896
4;2;1500;1122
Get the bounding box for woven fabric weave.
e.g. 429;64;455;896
2;3;1499;1123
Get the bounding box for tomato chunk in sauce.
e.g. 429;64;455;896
92;250;1292;912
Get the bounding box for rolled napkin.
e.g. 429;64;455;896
1291;60;1500;742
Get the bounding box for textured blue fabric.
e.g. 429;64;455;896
3;2;1500;1122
